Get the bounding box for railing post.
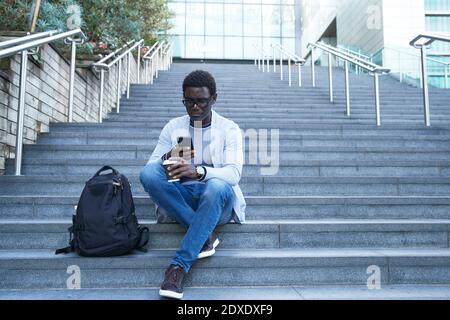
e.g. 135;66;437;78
356;49;361;74
280;53;283;80
151;58;154;84
257;50;261;70
298;63;302;87
262;53;265;72
311;47;316;87
374;73;381;126
445;65;448;89
328;52;333;102
137;44;141;84
98;69;105;123
116;59;122;113
273;46;276;72
345;60;350;117
67;40;76;123
127;51;131;99
144;59;148;84
288;57;292;87
156;47;160;79
420;45;431;127
14;50;28;176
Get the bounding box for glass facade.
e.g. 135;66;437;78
167;0;296;59
425;0;450;87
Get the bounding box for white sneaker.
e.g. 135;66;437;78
197;235;220;259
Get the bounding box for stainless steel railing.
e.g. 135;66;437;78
410;32;450;127
143;42;170;82
92;40;144;121
271;43;306;87
0;29;87;175
307;42;390;126
91;40;172;121
253;44;272;73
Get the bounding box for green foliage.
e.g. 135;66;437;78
36;0;86;33
0;0;33;31
0;0;174;55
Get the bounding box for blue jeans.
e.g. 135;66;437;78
139;162;235;272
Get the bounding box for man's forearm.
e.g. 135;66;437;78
203;165;241;186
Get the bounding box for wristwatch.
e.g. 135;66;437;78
195;166;206;181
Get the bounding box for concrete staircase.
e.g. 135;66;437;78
1;62;450;300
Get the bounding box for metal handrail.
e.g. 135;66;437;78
142;41;160;59
143;41;167;80
410;32;450;127
311;42;390;73
91;39;144;120
142;41;160;84
95;40;135;66
337;45;372;61
91;40;172;119
271;43;306;87
307;42;390;126
410;32;450;48
0;29;86;59
161;43;172;71
0;29;86;176
377;46;450;89
0;29;59;49
337;45;372;75
253;44;272;73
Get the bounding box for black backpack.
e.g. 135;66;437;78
56;166;149;257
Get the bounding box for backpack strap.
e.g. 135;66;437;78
55;226;75;255
94;166;119;177
135;225;150;253
55;246;73;255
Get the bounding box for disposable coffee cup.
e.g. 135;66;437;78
163;160;180;183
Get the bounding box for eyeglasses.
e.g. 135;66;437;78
182;97;213;107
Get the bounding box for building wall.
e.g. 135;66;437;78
382;0;425;49
298;0;339;56
0;43;140;172
167;0;296;60
336;0;384;55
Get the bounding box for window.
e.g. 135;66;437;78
167;0;295;59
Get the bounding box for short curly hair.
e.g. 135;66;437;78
182;70;216;96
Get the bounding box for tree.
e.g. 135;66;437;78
0;0;174;54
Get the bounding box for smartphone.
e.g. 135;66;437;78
177;137;194;159
177;136;194;150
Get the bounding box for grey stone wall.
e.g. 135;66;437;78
0;43;141;172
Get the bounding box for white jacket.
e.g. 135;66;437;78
147;110;246;223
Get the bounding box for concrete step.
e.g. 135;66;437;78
7;158;450;178
103;114;450;123
99;117;450;126
19;144;450;161
34;132;450;149
1;196;450;220
2;285;450;300
36;130;450;142
48;122;450;134
1;248;450;289
0;175;449;196
21;143;450;154
0;219;449;250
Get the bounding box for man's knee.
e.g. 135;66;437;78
139;162;164;188
203;178;233;199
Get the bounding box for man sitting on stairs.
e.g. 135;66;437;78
139;70;246;299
